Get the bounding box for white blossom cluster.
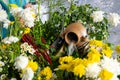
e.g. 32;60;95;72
91;11;104;22
108;13;120;27
14;55;28;70
86;63;101;78
10;7;23;16
14;55;34;80
0;74;6;80
85;55;120;80
10;6;36;28
1;36;19;44
19;8;36;28
0;4;11;29
22;68;34;80
91;10;120;27
20;42;35;55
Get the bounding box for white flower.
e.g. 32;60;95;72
20;42;35;54
19;8;35;28
3;20;11;29
1;36;19;44
10;7;36;27
91;11;104;22
20;10;34;21
108;13;120;27
10;7;23;16
32;4;38;14
34;4;49;23
9;36;19;43
111;75;119;80
0;61;5;67
0;9;8;22
99;56;120;80
1;37;11;44
0;9;10;28
24;21;34;28
26;46;31;50
0;74;6;80
14;55;28;70
10;78;17;80
100;56;120;75
22;68;34;80
85;63;101;78
28;48;35;55
20;42;29;49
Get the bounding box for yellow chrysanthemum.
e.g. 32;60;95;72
102;44;113;57
58;56;74;72
99;69;113;80
40;66;52;80
27;60;38;72
73;64;86;78
90;40;103;47
82;58;93;66
58;64;72;72
72;58;83;66
24;28;31;34
38;76;41;80
115;45;120;54
59;56;74;64
9;4;18;8
87;48;101;63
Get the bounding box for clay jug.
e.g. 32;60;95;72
61;22;88;46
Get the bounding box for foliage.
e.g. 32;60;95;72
36;3;110;45
0;0;120;80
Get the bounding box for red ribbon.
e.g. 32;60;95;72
22;34;52;64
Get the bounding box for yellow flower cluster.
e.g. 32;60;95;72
87;48;101;63
73;64;85;78
24;28;31;34
27;60;38;72
58;56;74;72
59;56;73;64
90;40;113;57
21;60;38;79
102;44;113;57
58;40;114;78
38;66;52;80
99;69;113;80
58;56;87;78
90;40;103;47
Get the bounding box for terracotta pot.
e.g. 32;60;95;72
61;22;88;46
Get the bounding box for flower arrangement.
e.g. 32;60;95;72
0;0;120;80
